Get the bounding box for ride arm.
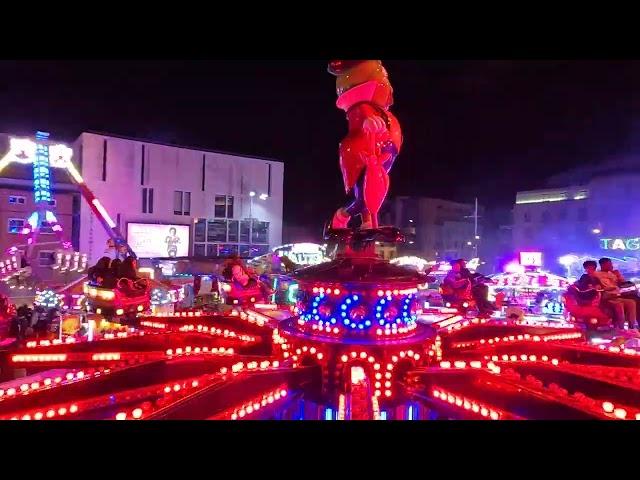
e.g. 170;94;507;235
63;160;137;259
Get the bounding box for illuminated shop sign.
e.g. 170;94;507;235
600;238;640;250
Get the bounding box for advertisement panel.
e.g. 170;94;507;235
127;223;190;258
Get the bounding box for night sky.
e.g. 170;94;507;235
1;60;639;231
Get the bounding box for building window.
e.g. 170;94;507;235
102;139;108;182
173;191;191;215
142;188;154;214
523;211;531;223
228;220;239;242
192;219;269;258
207;220;227;242
47;199;56;208
40;221;54;235
193;244;206;257
214;195;234;218
38;250;55;267
251;220;269;244
8;195;26;205
8;218;25;234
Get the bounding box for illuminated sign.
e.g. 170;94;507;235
600;238;640;251
519;251;542;267
127;223;190;258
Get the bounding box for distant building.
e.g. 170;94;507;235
74;132;284;262
513;158;640;275
0;131;284;291
380;196;482;261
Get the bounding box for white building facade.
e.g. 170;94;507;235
74;132;284;262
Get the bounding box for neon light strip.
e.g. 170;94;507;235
91;199;116;228
432;387;505;420
228;384;288;420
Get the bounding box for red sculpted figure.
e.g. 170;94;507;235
329;60;402;229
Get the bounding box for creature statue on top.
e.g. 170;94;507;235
329;60;402;230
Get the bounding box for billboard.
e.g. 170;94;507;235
127;223;190;258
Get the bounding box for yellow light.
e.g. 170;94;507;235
65;161;84;184
116;309;124;315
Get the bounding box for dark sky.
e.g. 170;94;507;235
1;60;639;229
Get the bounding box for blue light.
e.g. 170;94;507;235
343;319;349;325
341;305;347;310
380;299;386;305
358;324;364;329
314;315;320;320
330;318;336;324
353;295;359;301
351;324;356;329
346;298;351;305
376;306;382;311
403;312;408;317
380;411;388;420
324;408;334;420
376;313;381;318
341;312;347;317
312;309;318;314
365;320;371;326
408;406;414;420
379;320;385;325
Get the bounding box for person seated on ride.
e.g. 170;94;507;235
117;257;146;297
594;257;638;331
101;258;121;289
87;256;112;286
223;257;272;299
441;260;472;306
458;259;503;314
566;260;611;329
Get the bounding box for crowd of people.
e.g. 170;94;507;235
574;257;640;331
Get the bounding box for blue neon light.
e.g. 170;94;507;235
324;408;334;420
33;131;52;203
380;411;387;420
408;405;414;420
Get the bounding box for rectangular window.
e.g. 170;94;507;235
214;195;227;218
239;244;251;257
214;195;234;218
219;244;238;257
174;191;183;215
173;191;191;215
39;250;55;267
148;188;154;214
142;188;148;213
201;155;206;192
227;195;234;219
240;220;251;243
228;220;239;242
193;244;206;257
8;195;26;205
47;199;56;208
8;218;25;234
140;145;146;186
194;219;207;242
251;220;269;244
206;244;217;257
207;220;227;242
40;221;54;235
267;163;272;197
102;139;107;181
183;192;191;216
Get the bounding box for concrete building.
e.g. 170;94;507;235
513;157;640;275
74;132;284;263
0;132;284;273
380;196;482;261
